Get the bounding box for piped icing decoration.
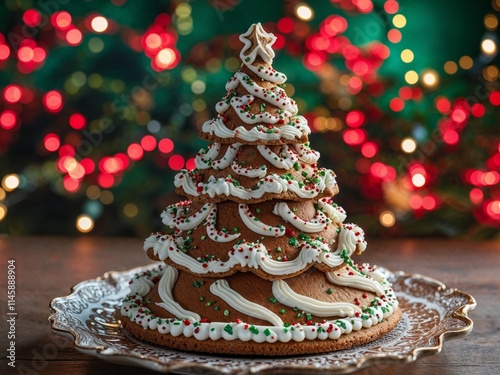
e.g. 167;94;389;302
156;266;201;322
205;205;241;242
231;162;267;178
257;144;298;169
272;202;331;233
272;279;361;317
121;264;398;343
227;94;292;125
128;274;155;297
174;168;336;200
195;143;222;170
326;264;385;296
238;204;285;237
317;198;347;224
239;22;276;65
294;143;320;164
143;224;364;276
210;279;284;326
201;116;309;143
161;202;212;230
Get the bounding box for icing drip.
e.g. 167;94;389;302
238;204;285;237
273;202;331;233
257;145;298;169
201;116;309;142
231;162;267;178
156;266;201;322
239;22;276;65
161;202;212;230
174;168;336;200
272;279;362;317
228;94;292;125
121;263;398;343
144;224;364;276
326;265;385;296
210;279;284;326
317;198;347;224
205;205;241;242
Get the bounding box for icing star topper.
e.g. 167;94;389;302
239;23;277;65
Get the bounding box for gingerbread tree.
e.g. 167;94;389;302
121;23;400;356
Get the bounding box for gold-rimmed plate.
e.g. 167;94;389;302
49;264;476;374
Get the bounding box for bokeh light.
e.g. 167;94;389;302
76;215;94;233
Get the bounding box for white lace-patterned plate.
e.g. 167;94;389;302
49;264;476;374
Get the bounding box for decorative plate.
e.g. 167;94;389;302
49;264;476;374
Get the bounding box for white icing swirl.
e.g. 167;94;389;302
195;143;221;170
231;162;267;178
273;202;331;233
205;205;241;243
246;63;287;84
128;276;155;297
294;143;320;164
326;265;385;296
317;198;347;224
156;266;201;322
272;279;362;317
238;204;285;237
201;116;309;142
144;224;364;276
161;202;212;230
228;94;291;125
257;144;298;169
210;279;284;327
174;169;336;201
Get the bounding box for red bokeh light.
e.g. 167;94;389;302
186;158;196;170
127;143;144;161
43;91;63;112
141;135;157;151
303;51;326;71
18;46;34;62
470;103;485;118
422;195;437;210
451;108;467;123
389;98;404;112
66;28;83;46
0;110;17;130
435;97;451;113
23;9;42;27
158;138;174;154
442;130;459;145
387;29;402;43
489;91;500;106
52;11;72;30
63;176;80;192
343;129;367;146
345;110;365;128
32;47;46;63
409;194;423;209
44;133;60;152
322;16;347;36
0;44;10;60
114;153;130;170
361;141;378;158
277;17;294;34
59;144;75;157
399;86;412;100
384;0;399;14
80;158;95;174
4;85;22;103
168;154;185;170
97;173;114;188
469;188;483;204
69;113;87;130
370;162;396;182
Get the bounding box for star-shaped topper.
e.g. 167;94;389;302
239;23;277;65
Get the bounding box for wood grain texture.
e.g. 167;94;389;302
0;236;499;375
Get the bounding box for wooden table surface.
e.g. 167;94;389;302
0;236;499;375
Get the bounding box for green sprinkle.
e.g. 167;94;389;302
306;313;313;321
214;306;220;311
264;328;271;336
280;308;286;314
224;309;230;316
224;324;233;335
233;227;239;232
302;171;308;177
211;327;215;332
259;103;266;112
293;162;300;171
199;296;205;301
336;320;347;329
256;208;261;213
297;313;303;318
269;297;277;303
326;288;333;294
276;247;282;252
249;325;259;334
288;237;298;246
201;235;207;240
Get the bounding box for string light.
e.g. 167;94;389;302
91;16;108;33
481;38;497;55
0;204;7;222
444;61;458;74
295;3;314;21
392;14;406;28
458;55;473;69
400;49;414;63
0;188;5;201
404;70;418;84
412;173;426;187
421;69;439;88
484;14;498;30
2;174;20;191
76;215;94;233
123;203;138;218
379;211;396;227
401;138;417;153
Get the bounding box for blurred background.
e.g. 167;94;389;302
0;0;498;239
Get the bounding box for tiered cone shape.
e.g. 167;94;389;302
121;23;401;356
